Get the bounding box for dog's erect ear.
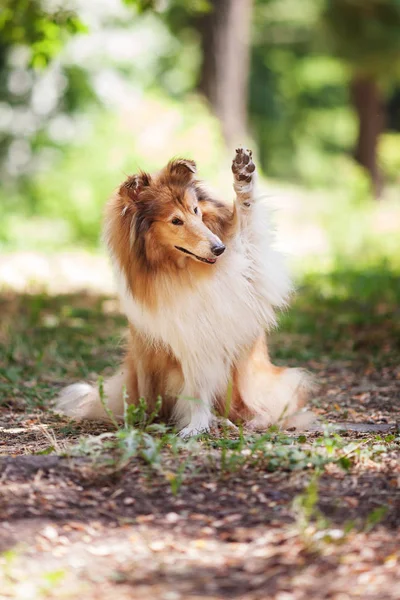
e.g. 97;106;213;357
166;158;197;183
119;172;152;203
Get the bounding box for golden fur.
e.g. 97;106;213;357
56;150;314;434
105;159;236;308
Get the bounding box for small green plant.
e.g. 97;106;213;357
68;391;200;494
164;435;199;496
98;377;119;430
39;569;66;596
0;549;19;586
0;549;65;598
364;506;388;532
293;476;323;529
206;428;337;476
292;475;345;552
123;394;162;430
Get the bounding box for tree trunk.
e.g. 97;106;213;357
197;0;253;147
350;75;385;197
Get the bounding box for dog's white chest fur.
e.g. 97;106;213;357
113;201;291;402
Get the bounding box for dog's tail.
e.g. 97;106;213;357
54;368;127;421
260;366;316;429
231;337;317;430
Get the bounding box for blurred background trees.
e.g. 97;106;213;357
323;0;400;195
0;0;399;257
196;0;253;146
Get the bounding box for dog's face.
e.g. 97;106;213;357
119;159;225;267
151;186;225;265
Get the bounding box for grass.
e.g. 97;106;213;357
0;293;125;411
275;262;400;364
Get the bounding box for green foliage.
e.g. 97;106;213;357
0;0;86;67
125;0;212;16
293;475;322;525
365;506;388;532
123;395;163;430
276;263;400;363
0;0;398;265
98;376;120;430
0;0;399;231
380;133;400;182
0;0;94;208
250;0;400;181
249;0;353;180
0;546;66;599
204;428;365;475
0;98;224;249
322;0;400;78
69;394;200;495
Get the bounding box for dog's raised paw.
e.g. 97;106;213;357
232;147;256;183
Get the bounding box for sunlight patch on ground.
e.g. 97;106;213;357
0;251;114;294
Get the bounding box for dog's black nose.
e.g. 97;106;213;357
211;244;226;256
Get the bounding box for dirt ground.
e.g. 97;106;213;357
0;267;399;599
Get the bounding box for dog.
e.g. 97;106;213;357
56;148;314;436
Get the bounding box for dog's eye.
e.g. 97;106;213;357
172;217;184;226
194;207;198;215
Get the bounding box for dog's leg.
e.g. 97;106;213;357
173;389;213;438
231;147;256;230
229;149;314;429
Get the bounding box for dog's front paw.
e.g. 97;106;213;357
232;148;256;207
178;423;210;439
232;147;255;181
178;423;211;440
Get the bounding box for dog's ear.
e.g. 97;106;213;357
166;158;197;183
119;171;152;204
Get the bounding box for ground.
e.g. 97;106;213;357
0;262;399;599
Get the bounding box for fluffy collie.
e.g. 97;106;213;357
56;148;314;436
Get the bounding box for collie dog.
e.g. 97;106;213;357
56;148;314;436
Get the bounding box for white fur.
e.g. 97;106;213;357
55;369;127;421
237;366;315;429
55;168;304;434
107;190;291;435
